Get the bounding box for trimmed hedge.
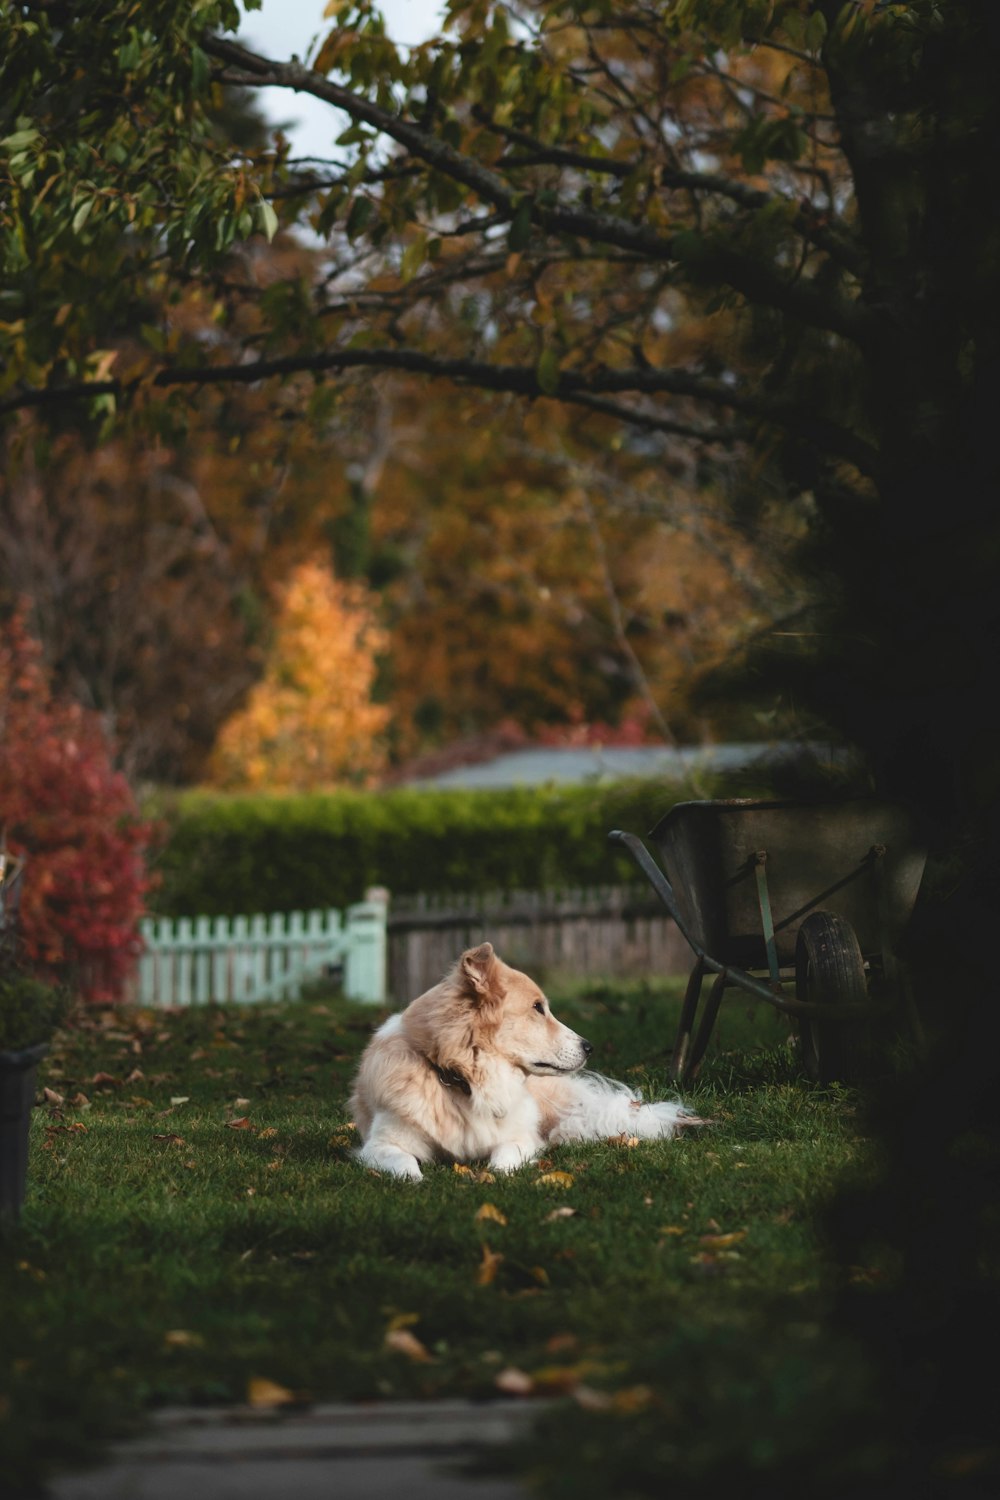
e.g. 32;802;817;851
147;777;746;917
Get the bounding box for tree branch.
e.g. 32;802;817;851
201;35;871;345
0;345;879;476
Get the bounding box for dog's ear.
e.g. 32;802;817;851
458;943;502;1006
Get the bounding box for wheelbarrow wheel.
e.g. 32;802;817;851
795;911;871;1084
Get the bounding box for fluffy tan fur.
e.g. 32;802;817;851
349;943;701;1180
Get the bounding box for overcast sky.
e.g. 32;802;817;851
238;0;446;160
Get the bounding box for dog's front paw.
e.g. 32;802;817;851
489;1143;534;1174
355;1145;424;1180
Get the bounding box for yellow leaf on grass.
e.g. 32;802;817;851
259;1126;279;1140
453;1163;495;1183
226;1117;254;1131
474;1202;508;1226
530;1360;604;1392
164;1329;204;1349
612;1385;655;1413
476;1243;505;1286
698;1230;747;1250
544;1206;577;1223
573;1385;613;1411
247;1376;297;1408
384;1328;434;1362
536;1171;574;1189
385;1311;420;1332
659;1225;686;1236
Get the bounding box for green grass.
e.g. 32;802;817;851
0;980;889;1494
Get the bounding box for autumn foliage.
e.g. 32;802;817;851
0;607;153;1003
207;558;389;791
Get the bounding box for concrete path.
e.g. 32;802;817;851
46;1399;542;1500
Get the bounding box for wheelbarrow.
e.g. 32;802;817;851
608;798;927;1084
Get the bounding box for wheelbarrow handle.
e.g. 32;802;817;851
607;829;701;955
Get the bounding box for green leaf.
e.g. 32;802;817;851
399;234;427;282
71;198;94;235
346;196;373;240
536;347;560;395
1;128;41;152
191;44;210;94
508;196;533;252
258;200;279;242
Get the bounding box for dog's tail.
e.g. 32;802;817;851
547;1072;705;1144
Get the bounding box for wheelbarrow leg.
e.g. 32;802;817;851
687;969;729;1082
671;957;705;1084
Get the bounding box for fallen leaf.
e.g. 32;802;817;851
164;1329;204;1349
659;1225;686;1237
90;1072;120;1089
530;1359;603;1391
453;1163;495;1183
385;1311;420;1332
494;1366;533;1396
384;1328;434;1362
234;1097;251;1109
259;1126;279;1140
328;1133;354;1148
698;1230;747;1250
475;1202;508;1226
573;1385;613;1411
536;1171;574;1190
476;1243;505;1286
68;1092;90;1108
42;1087;64;1106
266;1159;282;1171
543;1206;577;1223
612;1385;655;1413
226;1117;254;1131
704;1216;721;1231
170;1096;190;1106
125;1068;145;1083
610;1133;640;1148
247;1376;297;1408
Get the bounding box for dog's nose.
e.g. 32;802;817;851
581;1039;593;1056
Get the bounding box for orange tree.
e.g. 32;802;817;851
207;557;390;789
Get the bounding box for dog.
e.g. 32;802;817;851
349;942;702;1180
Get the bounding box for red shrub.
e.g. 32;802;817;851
0;607;154;1003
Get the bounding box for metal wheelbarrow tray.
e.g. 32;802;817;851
609;798;927;1084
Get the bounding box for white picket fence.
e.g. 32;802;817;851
137;889;388;1007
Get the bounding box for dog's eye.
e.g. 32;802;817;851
533;1001;546;1015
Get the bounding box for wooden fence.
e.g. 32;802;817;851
135;886;687;1010
137;891;388;1007
386;885;688;1005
